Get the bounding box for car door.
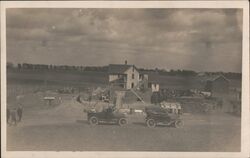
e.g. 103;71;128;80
159;109;171;122
98;109;109;120
104;108;115;120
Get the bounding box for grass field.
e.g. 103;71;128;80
7;70;241;91
7;70;108;86
7;70;108;105
7;70;241;110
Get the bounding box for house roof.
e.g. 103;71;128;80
109;77;126;83
199;74;230;83
108;64;137;74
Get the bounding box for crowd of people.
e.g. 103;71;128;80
7;104;23;126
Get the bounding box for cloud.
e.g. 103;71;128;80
6;8;243;72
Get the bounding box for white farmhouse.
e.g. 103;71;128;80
108;62;148;90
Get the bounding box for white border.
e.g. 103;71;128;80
1;1;249;158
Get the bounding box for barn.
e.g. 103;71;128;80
204;75;230;97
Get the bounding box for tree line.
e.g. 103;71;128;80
139;68;197;77
7;62;109;72
7;62;241;79
139;68;241;79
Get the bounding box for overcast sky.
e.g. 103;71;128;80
6;8;242;72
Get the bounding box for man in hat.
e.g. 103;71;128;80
10;108;17;125
7;108;10;125
17;104;23;122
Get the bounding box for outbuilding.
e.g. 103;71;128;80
204;75;230;97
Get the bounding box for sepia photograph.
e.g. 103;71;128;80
1;1;249;158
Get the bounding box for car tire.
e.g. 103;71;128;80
118;118;127;126
89;116;98;126
146;119;156;128
174;120;184;128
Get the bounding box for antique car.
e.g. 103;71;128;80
87;106;128;126
145;105;183;128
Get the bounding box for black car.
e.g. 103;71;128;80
87;107;128;126
145;106;183;128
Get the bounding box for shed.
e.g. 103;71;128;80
203;75;230;97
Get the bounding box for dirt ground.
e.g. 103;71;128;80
6;70;242;152
7;104;240;151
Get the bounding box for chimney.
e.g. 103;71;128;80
125;60;127;65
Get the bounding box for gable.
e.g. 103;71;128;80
199;74;229;83
124;66;139;74
213;75;229;82
108;64;138;74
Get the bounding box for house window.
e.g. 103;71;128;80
131;83;134;88
132;74;134;79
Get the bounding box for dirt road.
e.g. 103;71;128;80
7;113;240;151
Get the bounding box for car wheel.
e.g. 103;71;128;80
174;120;184;128
146;119;156;128
89;116;98;126
118;118;127;126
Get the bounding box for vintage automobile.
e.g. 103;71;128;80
87;106;128;126
145;105;184;128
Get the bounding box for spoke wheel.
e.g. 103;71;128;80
119;118;127;126
89;116;98;126
146;119;156;128
174;120;184;128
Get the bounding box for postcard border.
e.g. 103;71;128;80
1;1;249;158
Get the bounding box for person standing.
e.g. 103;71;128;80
17;104;23;122
10;108;17;126
7;108;10;124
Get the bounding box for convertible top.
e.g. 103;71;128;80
145;106;168;115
